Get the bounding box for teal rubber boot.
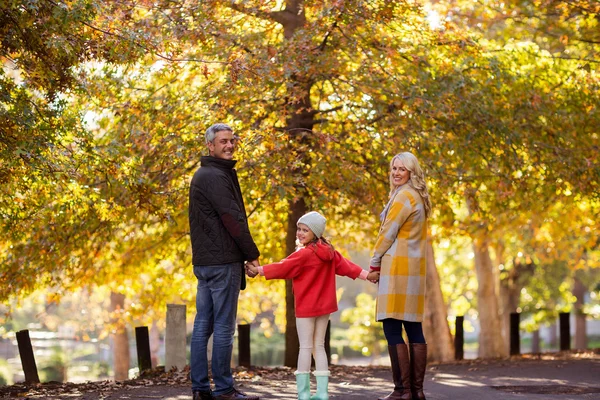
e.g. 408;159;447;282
295;371;311;400
310;371;330;400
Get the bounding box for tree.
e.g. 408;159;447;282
2;0;599;365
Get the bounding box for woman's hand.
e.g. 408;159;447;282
367;270;380;283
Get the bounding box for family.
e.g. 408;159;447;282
188;123;431;400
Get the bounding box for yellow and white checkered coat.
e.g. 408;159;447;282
370;185;427;322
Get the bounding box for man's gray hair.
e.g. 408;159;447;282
205;123;233;145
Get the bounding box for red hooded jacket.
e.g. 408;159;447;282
262;241;366;318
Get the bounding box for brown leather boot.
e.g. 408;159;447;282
377;344;412;400
409;343;427;400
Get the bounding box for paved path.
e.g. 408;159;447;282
6;356;600;399
239;358;600;400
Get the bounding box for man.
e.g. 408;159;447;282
189;123;260;400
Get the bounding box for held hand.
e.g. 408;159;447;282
245;262;259;278
367;270;380;283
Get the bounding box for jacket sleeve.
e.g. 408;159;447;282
262;249;308;280
201;174;260;261
370;191;413;267
333;250;364;279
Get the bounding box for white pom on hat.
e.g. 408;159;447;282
297;211;327;238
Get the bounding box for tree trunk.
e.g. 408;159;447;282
499;255;534;356
110;291;130;380
284;197;307;367
472;237;505;358
276;0;318;368
494;242;510;353
466;190;505;358
573;276;587;350
422;240;454;361
150;321;160;368
548;321;558;348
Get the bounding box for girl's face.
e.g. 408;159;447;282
296;223;316;245
391;158;410;188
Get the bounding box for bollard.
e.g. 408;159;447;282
559;312;570;351
454;316;464;360
166;304;187;371
16;330;40;384
531;329;541;354
238;324;251;368
510;312;520;355
135;326;152;373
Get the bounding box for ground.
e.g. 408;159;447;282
1;350;599;399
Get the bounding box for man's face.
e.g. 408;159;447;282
208;130;237;160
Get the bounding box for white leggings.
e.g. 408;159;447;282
296;314;330;372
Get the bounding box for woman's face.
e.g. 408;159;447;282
391;158;411;187
296;223;316;245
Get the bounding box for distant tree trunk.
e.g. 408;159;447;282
548;321;558;348
150;321;160;368
499;251;535;356
495;242;510;350
573;276;587;350
110;291;130;380
422;240;454;361
284;197;306;367
466;191;505;358
472;236;505;358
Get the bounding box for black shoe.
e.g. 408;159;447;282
193;390;214;400
214;388;259;400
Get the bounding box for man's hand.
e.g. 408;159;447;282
367;270;380;283
246;259;259;278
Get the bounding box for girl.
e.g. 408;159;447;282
246;211;379;400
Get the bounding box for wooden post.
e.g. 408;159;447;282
510;312;520;355
238;324;251;368
135;326;152;373
559;312;571;351
166;304;187;371
531;329;541;353
454;316;464;360
16;330;40;384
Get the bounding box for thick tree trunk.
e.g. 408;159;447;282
422;240;454;361
110;291;130;380
466;190;505;358
284;197;307;367
472;237;505;358
573;276;587;350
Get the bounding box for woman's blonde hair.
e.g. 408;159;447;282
388;152;432;218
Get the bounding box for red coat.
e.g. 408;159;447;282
262;241;365;318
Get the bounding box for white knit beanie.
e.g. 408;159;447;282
297;211;327;238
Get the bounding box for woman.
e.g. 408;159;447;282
370;152;432;400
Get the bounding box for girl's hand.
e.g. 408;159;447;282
367;271;380;283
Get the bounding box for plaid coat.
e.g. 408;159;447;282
370;185;427;322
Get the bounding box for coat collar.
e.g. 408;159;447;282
200;155;237;169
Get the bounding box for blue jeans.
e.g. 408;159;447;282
190;263;242;396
